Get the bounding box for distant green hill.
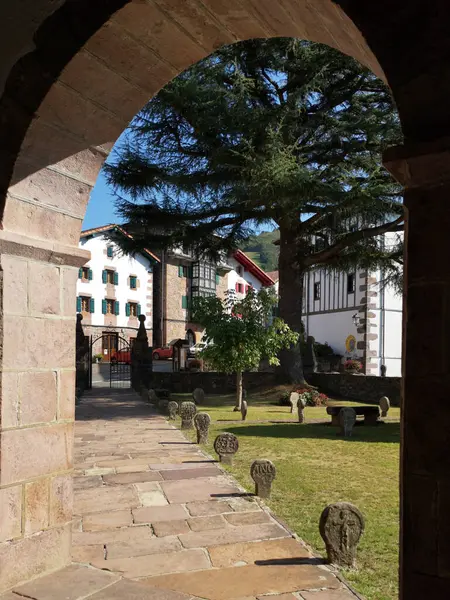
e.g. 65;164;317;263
240;229;279;272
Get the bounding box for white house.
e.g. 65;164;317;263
269;254;403;376
226;250;275;296
77;224;159;359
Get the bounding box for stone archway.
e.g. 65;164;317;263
1;1;450;597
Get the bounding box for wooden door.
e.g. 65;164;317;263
102;332;118;362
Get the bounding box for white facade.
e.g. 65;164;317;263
271;257;403;377
302;268;364;359
77;228;156;347
226;255;266;297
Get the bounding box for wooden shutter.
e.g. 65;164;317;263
114;272;119;285
90;298;95;313
216;273;220;285
102;270;107;284
76;297;82;312
188;266;193;278
107;246;113;257
102;299;107;314
137;303;141;316
88;269;93;280
245;285;249;293
235;282;239;292
78;267;83;279
178;265;184;277
114;301;120;315
125;303;130;317
182;295;188;309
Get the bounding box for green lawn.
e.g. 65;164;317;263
173;391;400;600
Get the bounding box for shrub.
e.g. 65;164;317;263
279;387;329;407
344;359;363;372
313;342;335;358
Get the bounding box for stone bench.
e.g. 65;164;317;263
327;405;380;426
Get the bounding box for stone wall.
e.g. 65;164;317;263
151;371;278;394
165;260;190;343
309;372;401;405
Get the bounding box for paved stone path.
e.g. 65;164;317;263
2;390;360;600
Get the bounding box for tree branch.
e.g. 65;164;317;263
303;216;404;267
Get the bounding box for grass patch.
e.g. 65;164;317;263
174;391;400;600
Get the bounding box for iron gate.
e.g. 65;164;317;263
88;334;132;389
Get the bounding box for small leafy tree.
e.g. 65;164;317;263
192;288;299;409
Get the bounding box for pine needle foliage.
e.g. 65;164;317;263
104;38;404;382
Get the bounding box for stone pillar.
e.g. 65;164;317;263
384;142;450;599
131;315;152;392
0;231;89;592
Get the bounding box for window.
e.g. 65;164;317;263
102;299;119;315
178;265;191;278
314;282;321;300
78;267;92;280
77;296;94;313
237;266;243;276
130;275;137;289
347;273;356;294
191;261;217;298
235;283;244;294
103;269;118;285
107;246;113;258
126;302;141;317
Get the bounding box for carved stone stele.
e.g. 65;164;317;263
339;407;356;437
250;459;276;498
214;432;239;464
168;401;178;420
180;401;197;430
319;502;365;567
194;412;211;444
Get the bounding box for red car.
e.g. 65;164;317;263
152;346;174;360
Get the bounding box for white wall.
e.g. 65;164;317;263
369;260;403;376
226;256;264;296
77;233;153;327
306;309;362;359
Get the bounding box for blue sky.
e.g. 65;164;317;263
83;169;119;230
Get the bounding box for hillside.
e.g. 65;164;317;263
240;229;279;272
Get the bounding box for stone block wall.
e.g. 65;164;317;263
165;260;190;342
0;252;80;592
309;372;401;405
152;371;278;394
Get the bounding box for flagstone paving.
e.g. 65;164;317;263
1;390;360;600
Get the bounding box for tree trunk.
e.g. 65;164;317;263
278;223;307;384
234;371;243;411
